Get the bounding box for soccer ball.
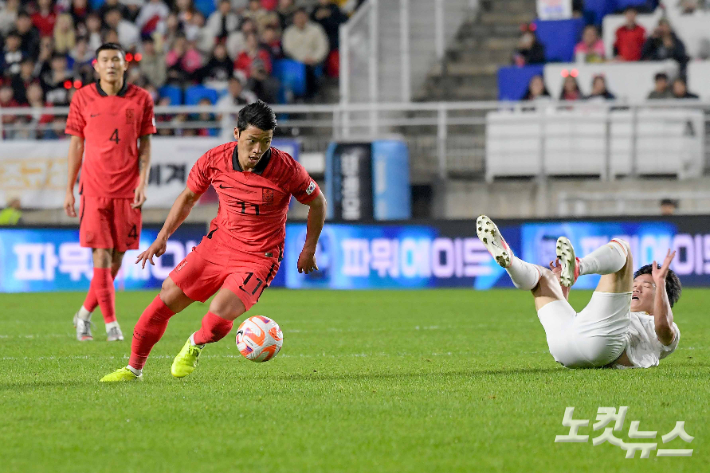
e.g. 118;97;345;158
236;316;283;362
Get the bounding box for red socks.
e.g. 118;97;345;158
90;268;116;324
83;267;118;313
128;296;176;370
193;311;233;345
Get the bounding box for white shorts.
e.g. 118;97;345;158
537;292;631;368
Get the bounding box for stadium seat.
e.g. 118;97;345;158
90;0;105;9
184;85;220;105
273;59;307;103
584;0;614;25
194;0;217;17
533;18;586;63
158;85;183;105
497;65;545;101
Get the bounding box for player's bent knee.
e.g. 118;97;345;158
533;268;564;297
208;291;247;322
611;238;632;268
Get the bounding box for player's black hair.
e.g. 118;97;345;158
237;100;277;132
634;264;682;307
95;42;126;59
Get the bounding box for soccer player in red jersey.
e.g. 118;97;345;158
64;43;156;342
100;101;326;382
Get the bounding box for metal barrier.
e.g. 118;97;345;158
1;100;709;183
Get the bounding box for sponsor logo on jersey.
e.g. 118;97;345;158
262;188;274;204
306;180;316;195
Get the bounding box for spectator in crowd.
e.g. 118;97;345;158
671;77;699;99
121;0;144;22
103;28;120;44
0;0;20;37
678;0;703;14
70;36;94;84
277;0;297;30
85;12;103;51
32;0;58;38
53;13;76;54
647;72;672;99
243;0;269;29
261;25;283;59
614;7;646;61
641;18;688;69
135;0;170;37
16;11;42;60
235;31;272;78
660;198;678;215
2;30;25;77
559;75;582;101
283;7;329;98
173;0;197;29
98;0;130;25
140;35;167;87
166;32;203;84
104;7;140;50
191;97;220;137
587;74;616;100
23;82;54;139
512;26;545;66
227;17;257;59
0;198;23;225
69;0;92;32
0;84;22;139
522;75;550;101
40;53;72;105
11;58;38;104
188;11;216;55
311;0;347;52
163;13;181;49
574;25;605;63
36;36;55;75
198;42;234;89
217;74;257;139
206;0;240;42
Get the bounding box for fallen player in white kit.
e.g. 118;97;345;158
476;215;682;369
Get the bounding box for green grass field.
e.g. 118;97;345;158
1;289;708;473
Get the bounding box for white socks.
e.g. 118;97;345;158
77;306;92;321
189;333;205;348
105;321;120;331
578;240;627;276
506;256;542;290
127;365;142;376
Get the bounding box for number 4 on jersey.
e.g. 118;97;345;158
110;129;120;144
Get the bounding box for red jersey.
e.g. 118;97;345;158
187;143;320;256
614;24;646;61
65;82;156;198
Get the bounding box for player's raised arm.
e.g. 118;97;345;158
297;192;326;274
132;135;152;209
652;249;677;345
63;133;85;217
136;187;202;268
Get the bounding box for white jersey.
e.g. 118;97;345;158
613;312;681;369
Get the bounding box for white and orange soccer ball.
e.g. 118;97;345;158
235;316;283;362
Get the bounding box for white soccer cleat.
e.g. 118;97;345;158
556;236;580;288
106;325;124;342
73;312;93;342
476;215;512;268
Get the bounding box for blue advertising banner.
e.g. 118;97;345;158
2;217;710;292
0;225;206;293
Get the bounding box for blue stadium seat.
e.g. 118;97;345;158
273;59;307;103
184;85;219;105
533;18;586;63
194;0;217;17
158;85;183;105
584;0;614;25
90;0;105;9
497;65;545;101
613;0;659;12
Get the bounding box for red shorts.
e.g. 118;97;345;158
79;196;142;252
169;236;280;310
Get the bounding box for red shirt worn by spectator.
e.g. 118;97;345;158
615;24;646;61
187;142;321;256
65;82;157;198
235;49;272;78
31;10;57;37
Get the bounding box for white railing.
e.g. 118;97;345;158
1;100;710;182
339;0;478;105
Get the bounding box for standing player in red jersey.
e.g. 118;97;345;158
64;43;156;342
100;101;326;382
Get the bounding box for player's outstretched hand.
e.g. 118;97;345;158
652;249;676;284
64;190;76;218
297;249;319;274
549;259;562;280
136;238;167;268
132;184;147;209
